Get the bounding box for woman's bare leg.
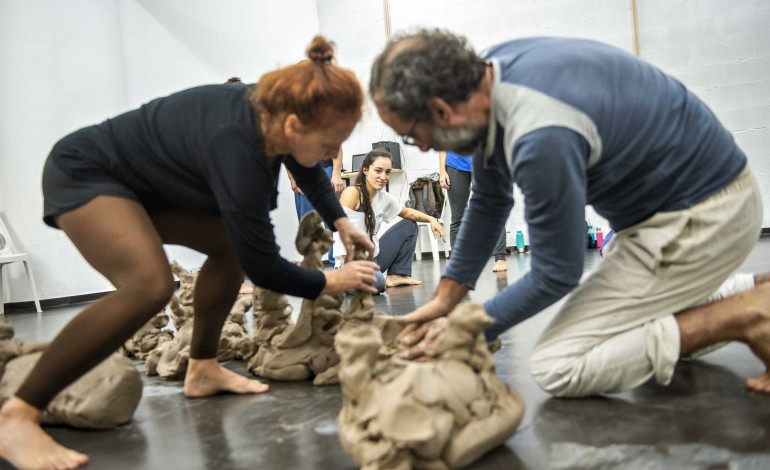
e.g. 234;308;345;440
0;196;175;469
150;211;268;397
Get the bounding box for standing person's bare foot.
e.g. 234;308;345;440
184;358;269;398
385;274;422;287
0;396;89;469
492;260;508;272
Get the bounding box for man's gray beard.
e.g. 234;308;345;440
431;124;486;155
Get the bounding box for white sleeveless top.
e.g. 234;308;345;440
333;190;401;262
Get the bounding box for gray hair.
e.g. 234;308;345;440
370;29;487;122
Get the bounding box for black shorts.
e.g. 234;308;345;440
42;127;139;229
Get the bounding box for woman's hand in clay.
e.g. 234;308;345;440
397;317;449;361
323;260;380;294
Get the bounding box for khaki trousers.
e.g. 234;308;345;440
530;167;763;397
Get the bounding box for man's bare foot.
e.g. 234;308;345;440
0;396;88;469
747;371;770;393
755;272;770;285
238;283;254;296
677;283;770;394
184;358;269;398
492;260;507;272
385;274;422;287
743;288;770;393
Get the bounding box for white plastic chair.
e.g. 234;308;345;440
0;214;43;314
414;191;450;261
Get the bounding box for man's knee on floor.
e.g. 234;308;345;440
529;348;593;398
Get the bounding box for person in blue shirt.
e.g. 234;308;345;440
439;150;508;272
370;29;769;397
286;148;344;265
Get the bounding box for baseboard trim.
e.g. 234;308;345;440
4;231;770;314
2;291;109;314
2;281;182;315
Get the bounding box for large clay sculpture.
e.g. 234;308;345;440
248;211;345;385
0;320;142;429
336;303;526;469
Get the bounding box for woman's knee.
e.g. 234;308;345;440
120;269;176;311
405;219;418;236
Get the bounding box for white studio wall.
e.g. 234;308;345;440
0;0;321;303
117;0;322;271
636;0;770;227
317;0;770;246
1;0;767;305
0;0;129;303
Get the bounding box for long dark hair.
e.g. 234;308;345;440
355;149;392;239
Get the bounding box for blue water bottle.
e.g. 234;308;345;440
515;230;525;253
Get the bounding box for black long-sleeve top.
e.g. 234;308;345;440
96;83;344;298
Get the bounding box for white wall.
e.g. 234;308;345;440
2;0;768;304
317;0;770;245
0;0;320;303
0;0;130;302
636;0;770;227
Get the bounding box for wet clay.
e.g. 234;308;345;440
0;320;142;429
248;211;345;385
142;261;257;379
336;303;526;469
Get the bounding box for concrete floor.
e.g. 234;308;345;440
2;239;770;469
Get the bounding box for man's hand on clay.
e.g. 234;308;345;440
396;297;451;329
398;317;449;361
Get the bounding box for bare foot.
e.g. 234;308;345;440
184;358;269;398
678;283;770;393
744;292;770;393
0;396;88;469
747;371;770;393
755;272;770;285
385;274;422;287
492;260;508;272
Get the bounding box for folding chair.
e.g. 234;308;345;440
0;214;43;314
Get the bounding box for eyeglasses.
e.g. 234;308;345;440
399;119;419;146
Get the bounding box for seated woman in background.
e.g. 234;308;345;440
334;149;446;291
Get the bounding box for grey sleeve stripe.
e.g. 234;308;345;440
490;83;603;170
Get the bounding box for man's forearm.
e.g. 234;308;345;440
434;277;469;311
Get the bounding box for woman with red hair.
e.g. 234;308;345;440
0;36;377;470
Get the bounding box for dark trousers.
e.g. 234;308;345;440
445;166;506;260
376;219;418;277
295;166;334;263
